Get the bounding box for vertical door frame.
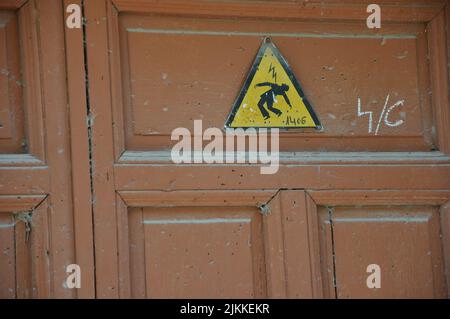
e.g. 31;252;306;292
308;190;450;298
64;0;96;298
0;0;91;298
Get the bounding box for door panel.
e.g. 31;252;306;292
309;190;449;298
319;206;446;298
141;207;265;298
0;199;50;299
116;190;321;298
0;0;448;299
117;11;432;152
84;0;450;299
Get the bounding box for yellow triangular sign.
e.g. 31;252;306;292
225;38;321;129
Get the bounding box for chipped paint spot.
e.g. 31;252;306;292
395;50;409;59
327;113;337;120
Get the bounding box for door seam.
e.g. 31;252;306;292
81;0;97;298
327;206;338;299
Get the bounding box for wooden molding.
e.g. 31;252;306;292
0;0;27;10
63;0;96;299
428;11;450;155
0;154;44;166
0;196;51;298
19;1;46;160
307;190;450;205
112;0;445;22
304;193;324;298
0;194;47;212
0;167;49;195
119;151;450;165
114;164;450;191
262;190;287;297
440;201;450;298
118;190;277;207
35;0;77;298
107;3;126;160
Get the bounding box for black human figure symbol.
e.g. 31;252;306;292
255;82;292;120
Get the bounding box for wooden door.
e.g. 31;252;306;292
83;0;450;298
0;0;94;298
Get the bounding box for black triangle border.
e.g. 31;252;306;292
224;38;322;129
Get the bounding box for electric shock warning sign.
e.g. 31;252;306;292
225;38;321;129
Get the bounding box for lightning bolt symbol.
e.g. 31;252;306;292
269;63;277;83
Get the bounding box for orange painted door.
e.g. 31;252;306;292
5;0;449;300
83;0;450;298
0;0;94;298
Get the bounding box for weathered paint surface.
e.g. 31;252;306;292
0;0;449;299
